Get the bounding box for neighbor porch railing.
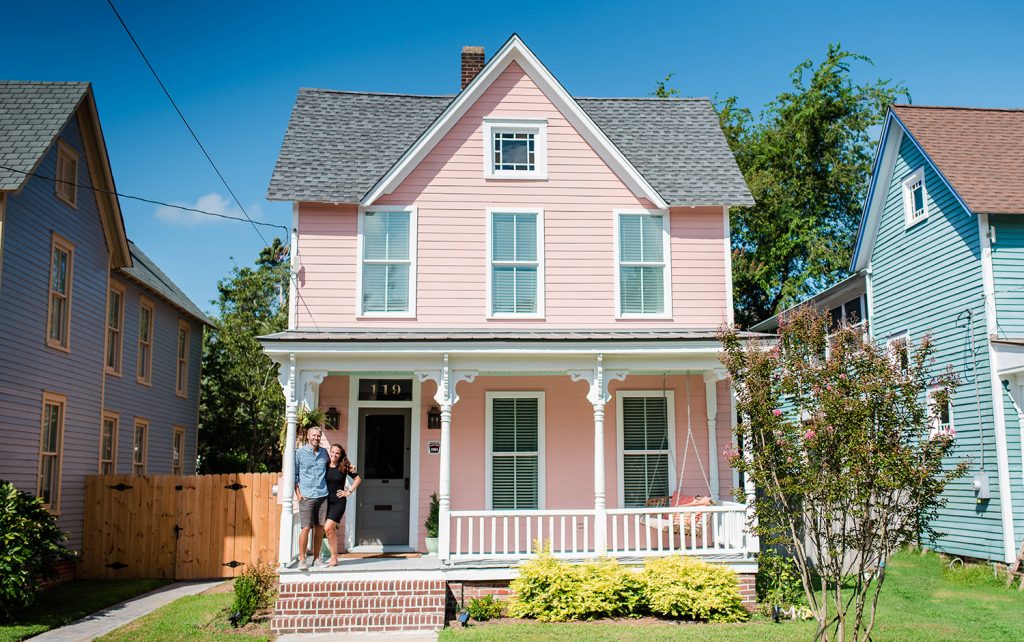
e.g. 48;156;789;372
445;501;753;563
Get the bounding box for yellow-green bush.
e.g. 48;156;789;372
641;556;749;622
507;551;643;621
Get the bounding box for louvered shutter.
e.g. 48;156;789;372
491;397;539;509
622;396;670;507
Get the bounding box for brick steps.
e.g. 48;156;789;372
272;580;446;634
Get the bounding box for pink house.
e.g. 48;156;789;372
262;35;756;633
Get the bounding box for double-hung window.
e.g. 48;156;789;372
133;419;148;476
926;387;955;439
176;320;190;398
618;391;674;507
38;392;66;511
172;426;186;475
489;210;542;316
887;331;910;374
359;208;415;316
100;412;118;474
483;118;548;179
487;392;544;510
47;234;74;350
137;298;154;385
902;167;928;227
617;211;669;316
106;283;125;374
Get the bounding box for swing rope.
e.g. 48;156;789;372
646;374;713;502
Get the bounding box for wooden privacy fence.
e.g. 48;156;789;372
82;473;282;579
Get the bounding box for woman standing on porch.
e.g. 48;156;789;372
324;443;361;566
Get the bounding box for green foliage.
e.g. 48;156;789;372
199;239;289;473
425;493;440;539
717;44;909;326
230;559;276;627
651;73;680;98
0;481;70;621
756;549;805;608
641;556;748;623
466;594;503;622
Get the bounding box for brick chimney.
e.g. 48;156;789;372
461;46;485;89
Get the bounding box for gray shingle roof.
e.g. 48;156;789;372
267;89;753;207
0;81;89;190
120;240;213;326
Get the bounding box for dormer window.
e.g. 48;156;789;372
483;118;547;179
902;167;928;227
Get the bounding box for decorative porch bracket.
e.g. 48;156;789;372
416;354;477;562
703;369;727;502
568;353;628;555
299;370;328;412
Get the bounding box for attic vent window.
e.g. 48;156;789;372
902;167;928;227
483;118;547;180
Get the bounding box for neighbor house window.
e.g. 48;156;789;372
47;234;74;350
132;419;148;476
617;212;669;316
887;331;910;373
483;118;548;179
172;426;186;475
828;295;868;330
359;208;415;315
38;392;66;511
489;210;543;316
902;167;928;227
176;320;190;397
927;387;955;439
55;141;78;207
137;298;154;384
106;282;125;375
100;412;118;475
618;391;674;507
487;392;544;510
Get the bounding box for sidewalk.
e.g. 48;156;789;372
31;580;224;641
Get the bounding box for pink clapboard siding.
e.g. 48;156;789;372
294;61;730;329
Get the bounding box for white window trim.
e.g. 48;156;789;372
482;117;548;180
616;390;676;508
613;209;673;319
886;330;910;370
902;167;929;228
355;205;418;319
926;386;955;439
485;391;546;510
485;207;545;319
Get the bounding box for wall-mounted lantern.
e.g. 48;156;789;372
325;407;340;430
427;406;442;430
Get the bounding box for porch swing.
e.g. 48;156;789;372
640;375;714;537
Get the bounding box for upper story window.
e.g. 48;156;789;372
106;282;125;375
176;320;190;398
55;141;78;208
927;387;955;440
137;298;154;385
47;234;74;351
359;208;416;316
483;118;548;180
902;167;928;227
828;295;868;331
617;211;670;317
489;210;543;317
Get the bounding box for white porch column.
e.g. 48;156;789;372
278;353;298;566
416;354;477;562
703;370;726;502
569;354;627;556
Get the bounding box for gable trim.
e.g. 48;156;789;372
360;35;669;210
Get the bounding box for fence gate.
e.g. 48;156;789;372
82;473;281;579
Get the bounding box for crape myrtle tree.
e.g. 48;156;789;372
198;239;289;473
719;306;967;642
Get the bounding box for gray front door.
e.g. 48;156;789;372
355;408;411;547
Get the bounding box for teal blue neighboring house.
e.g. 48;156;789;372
756;104;1024;564
0;82;212;553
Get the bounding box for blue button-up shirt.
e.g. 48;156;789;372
294;444;329;499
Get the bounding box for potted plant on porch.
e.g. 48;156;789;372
425;493;439;555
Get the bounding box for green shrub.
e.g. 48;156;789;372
425;493;439;539
230;558;276;626
575;557;644;619
0;480;70;621
641;556;749;622
467;594;503;621
756;549;806;608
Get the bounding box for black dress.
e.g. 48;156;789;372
326;464;356;523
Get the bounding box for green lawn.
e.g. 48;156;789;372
0;579;168;642
440;550;1024;641
97;591;271;642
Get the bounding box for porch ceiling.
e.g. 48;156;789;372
260;328;765;342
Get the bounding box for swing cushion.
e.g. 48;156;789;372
643;494;714;537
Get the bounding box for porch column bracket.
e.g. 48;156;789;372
703;369;726;502
415;354;477;563
299;370;328;411
277;353;299;566
567;354;628;556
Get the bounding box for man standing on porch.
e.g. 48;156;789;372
294;426;329;570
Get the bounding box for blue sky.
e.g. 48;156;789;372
6;1;1023;313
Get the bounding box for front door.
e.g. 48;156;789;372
355;408;411;548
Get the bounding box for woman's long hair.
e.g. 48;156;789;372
330;443;353;474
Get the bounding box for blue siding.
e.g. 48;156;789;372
869;133;1009;561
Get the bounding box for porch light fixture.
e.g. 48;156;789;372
427;406;442;430
325;407;340;429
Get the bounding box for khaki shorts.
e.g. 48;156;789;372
299;495;328;528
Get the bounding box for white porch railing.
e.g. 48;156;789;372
446;502;753;563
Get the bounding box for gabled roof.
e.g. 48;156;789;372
119;240;213;326
267;36;752;208
891;105;1024;216
0;81;131;267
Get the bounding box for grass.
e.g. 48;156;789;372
440;550;1024;641
97;590;272;642
0;579;168;642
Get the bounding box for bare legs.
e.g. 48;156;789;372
325;520;339;566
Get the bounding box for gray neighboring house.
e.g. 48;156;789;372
0;81;211;552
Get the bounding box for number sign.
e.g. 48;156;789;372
358;379;412;401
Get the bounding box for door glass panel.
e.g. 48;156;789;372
363;414;405;479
